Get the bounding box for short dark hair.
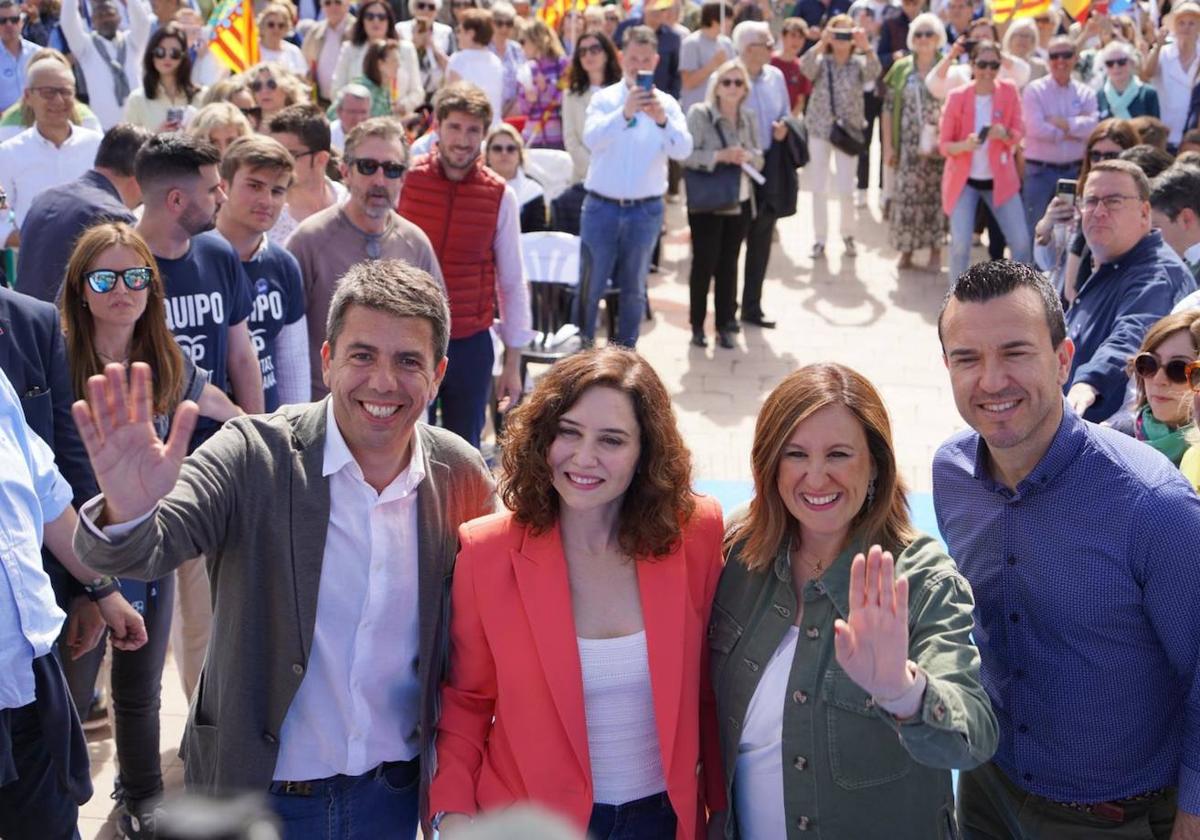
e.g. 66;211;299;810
700;1;734;28
1094;155;1154;197
459;7;494;45
937;260;1067;349
267;103;332;153
95;123;153;176
433;81;492;125
623;24;658;50
1181;128;1200;148
567;31;621;95
349;0;395;46
1128;115;1169;150
1117;144;1174;181
133;132;221;191
1150;164;1200;222
327;260;450;362
362;39;398;88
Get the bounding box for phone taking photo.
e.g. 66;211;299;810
1056;178;1078;198
977;125;990;142
635;70;654;92
833;30;852;41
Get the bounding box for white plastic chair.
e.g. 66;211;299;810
519;231;585;378
523;148;575;202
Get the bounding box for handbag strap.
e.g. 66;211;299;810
708;103;731;149
825;59;841;121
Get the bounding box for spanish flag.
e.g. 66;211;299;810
992;0;1053;23
207;0;260;74
538;0;598;33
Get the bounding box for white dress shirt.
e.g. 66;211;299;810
1153;42;1200;144
492;183;535;349
0;124;103;227
60;0;151;129
582;80;693;200
272;399;426;780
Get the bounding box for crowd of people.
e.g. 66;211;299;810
3;0;1200;838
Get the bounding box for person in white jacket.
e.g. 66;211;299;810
60;0;152;129
331;0;423;114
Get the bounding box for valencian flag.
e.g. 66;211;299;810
993;0;1125;24
207;0;260;74
538;0;602;33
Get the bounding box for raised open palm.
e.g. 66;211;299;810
71;362;198;524
833;545;912;700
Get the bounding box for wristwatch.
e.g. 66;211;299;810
83;574;120;602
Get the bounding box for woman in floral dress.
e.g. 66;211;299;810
882;12;947;270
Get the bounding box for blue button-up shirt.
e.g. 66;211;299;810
0;366;71;711
1067;229;1196;423
0;38;40;112
933;405;1200;811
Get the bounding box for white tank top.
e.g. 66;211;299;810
735;625;800;840
577;631;668;805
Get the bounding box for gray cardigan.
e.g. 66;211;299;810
73;399;497;811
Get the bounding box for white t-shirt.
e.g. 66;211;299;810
969;93;993;181
446;48;505;126
261;41;310;78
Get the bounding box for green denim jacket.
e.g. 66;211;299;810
709;533;997;839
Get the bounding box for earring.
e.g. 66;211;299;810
81;300;88;309
865;477;876;507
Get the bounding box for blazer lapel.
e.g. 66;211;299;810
511;524;591;782
637;548;688;783
289;399;333;659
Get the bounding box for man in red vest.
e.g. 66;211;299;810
398;82;532;449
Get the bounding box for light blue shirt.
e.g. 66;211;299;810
582;79;694;201
0;38;40;112
0;366;71;710
746;63;789;153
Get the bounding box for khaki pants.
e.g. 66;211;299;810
958;761;1177;840
170;556;211;701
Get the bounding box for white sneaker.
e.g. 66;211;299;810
853;189;868;208
811;242;826;259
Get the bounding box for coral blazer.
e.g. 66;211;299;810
939;78;1024;215
429;496;728;839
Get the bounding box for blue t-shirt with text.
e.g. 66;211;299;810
244;240;305;412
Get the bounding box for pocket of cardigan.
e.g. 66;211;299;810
822;668;913;790
707;603;744;689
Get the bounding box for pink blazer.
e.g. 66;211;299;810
939;78;1024;215
429;496;727;839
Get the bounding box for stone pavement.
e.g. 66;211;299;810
77;181;975;837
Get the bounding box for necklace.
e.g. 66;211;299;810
341;208;395;260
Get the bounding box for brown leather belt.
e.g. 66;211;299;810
1046;787;1172;823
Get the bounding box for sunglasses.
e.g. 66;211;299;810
719;76;745;87
363;10;390;20
494;17;514;26
413;1;437;8
974;60;1000;70
250;78;278;92
153;46;183;58
348;157;407;178
0;14;22;24
85;267;153;294
452;0;473;7
263;19;287;28
577;42;605;55
240;105;263;120
488;143;519;153
1134;353;1200;388
912;30;937;38
31;86;75;101
322;0;344;4
1048;50;1075;61
1088;148;1122;162
1104;57;1129;67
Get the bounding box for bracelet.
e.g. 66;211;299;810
83;574;120;602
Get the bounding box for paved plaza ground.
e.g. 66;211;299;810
78;183;973;836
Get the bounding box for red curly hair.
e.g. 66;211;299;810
500;346;696;558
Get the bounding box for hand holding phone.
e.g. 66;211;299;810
977;125;990;142
635;70;654;92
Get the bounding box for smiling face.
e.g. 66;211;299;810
941;287;1073;476
437;109;486;176
775;403;875;552
322;306;446;467
1103;49;1132;86
83;244;151;332
546;385;642;518
24;62;76;131
1140;329;1196;427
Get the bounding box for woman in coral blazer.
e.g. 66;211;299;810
939;40;1031;281
430;346;726;839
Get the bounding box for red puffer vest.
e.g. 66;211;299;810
398;152;505;340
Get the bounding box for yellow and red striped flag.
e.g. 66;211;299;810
992;0;1053;24
206;0;260;74
538;0;599;34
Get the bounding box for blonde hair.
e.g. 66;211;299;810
485;122;525;166
704;58;750;110
188;101;254;144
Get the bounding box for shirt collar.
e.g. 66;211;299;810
1184;241;1200;267
321;398;427;497
970;400;1086;497
82;168;122;201
769;534;863;621
1095;229;1160;271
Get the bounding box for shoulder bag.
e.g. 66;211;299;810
826;59;866;157
684;106;743;213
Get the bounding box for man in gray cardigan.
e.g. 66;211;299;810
71;261;497;839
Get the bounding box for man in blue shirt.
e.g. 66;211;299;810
1065;158;1196;422
133;133;264;450
0;0;38;111
934;260;1200;838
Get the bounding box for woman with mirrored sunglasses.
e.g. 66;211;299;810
1097;41;1159;121
123;23;200;132
57;222;243;839
1106;311;1200;470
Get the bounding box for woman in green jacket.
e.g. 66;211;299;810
709;363;997;839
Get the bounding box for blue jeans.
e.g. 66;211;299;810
587;791;677;839
268;759;419;840
428;328;494;449
949;183;1032;283
579;194;664;347
1021;160;1079;242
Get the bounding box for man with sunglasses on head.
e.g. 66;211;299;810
1020;35;1098;241
288;116;442;400
397;81;531;449
1063;159;1194;422
59;0;151;129
0;0;39;112
0;58;102;247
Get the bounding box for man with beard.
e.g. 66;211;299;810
288;117;442;400
397;82;530;448
134;133;263;451
60;0;151;129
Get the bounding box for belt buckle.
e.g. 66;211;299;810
282;781;314;796
1092;802;1125;823
618;196;636;207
